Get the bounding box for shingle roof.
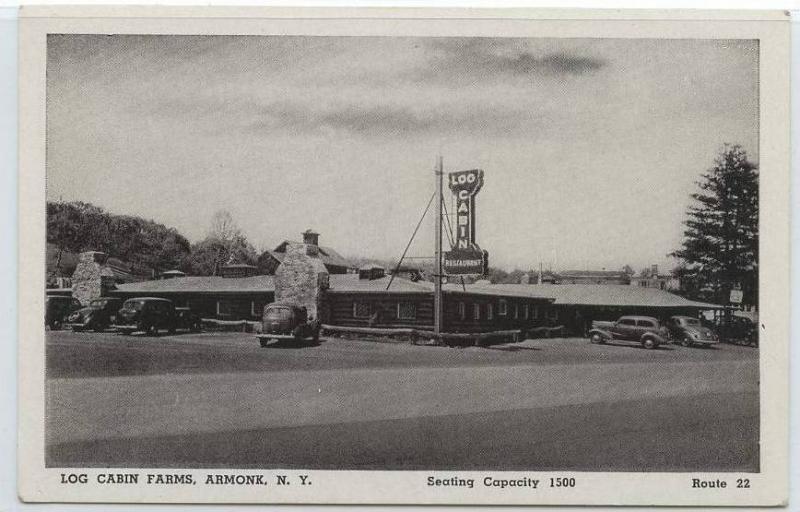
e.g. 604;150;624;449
329;274;433;293
113;275;275;294
445;283;555;300
267;243;354;270
475;284;723;309
318;246;352;268
111;275;722;309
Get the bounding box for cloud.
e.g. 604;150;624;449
416;39;606;82
246;100;537;137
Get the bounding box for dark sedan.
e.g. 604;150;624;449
65;297;123;332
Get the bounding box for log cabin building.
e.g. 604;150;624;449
80;230;723;335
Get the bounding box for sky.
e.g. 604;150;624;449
46;35;758;273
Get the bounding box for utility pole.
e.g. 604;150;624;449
434;156;444;336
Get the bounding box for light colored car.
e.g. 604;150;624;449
666;316;719;347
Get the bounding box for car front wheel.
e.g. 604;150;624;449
590;333;604;344
680;337;692;347
642;338;657;349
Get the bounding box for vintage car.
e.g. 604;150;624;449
715;315;758;346
113;297;176;336
65;297;123;332
588;315;670;349
174;307;202;333
665;315;719;347
256;302;321;347
45;295;83;330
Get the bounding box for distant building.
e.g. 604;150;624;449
259;229;355;275
389;263;426;282
358;264;386;280
630;264;680;291
159;270;187;280
218;263;259;279
534;269;631;285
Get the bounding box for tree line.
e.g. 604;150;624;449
47;203;263;277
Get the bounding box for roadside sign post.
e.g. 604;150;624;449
434;156;443;336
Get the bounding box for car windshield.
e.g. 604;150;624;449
682;318;701;326
265;307;292;321
123;300;146;311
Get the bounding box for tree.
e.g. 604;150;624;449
46;201;192;275
486;267;510;284
185;210;257;275
209;210;242;247
670;145;758;307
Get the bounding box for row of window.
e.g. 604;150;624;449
351;299;557;323
353;301;417;320
455;299;556;322
215;300;265;317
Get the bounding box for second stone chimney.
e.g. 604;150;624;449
302;229;320;247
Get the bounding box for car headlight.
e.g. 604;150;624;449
689;331;699;339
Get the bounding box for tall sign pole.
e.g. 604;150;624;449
434;156;443;335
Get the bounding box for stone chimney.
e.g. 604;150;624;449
302;229;320;247
274;240;329;322
72;251;114;305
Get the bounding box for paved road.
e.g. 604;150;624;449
46;331;759;471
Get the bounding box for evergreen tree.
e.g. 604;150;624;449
671;145;758;307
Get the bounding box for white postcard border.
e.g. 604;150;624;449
17;7;791;506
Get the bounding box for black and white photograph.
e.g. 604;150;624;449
17;7;791;506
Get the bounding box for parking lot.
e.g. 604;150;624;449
46;330;759;471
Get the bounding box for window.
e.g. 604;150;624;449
353;302;371;318
487;303;494;320
216;300;233;317
398;302;417;320
524;304;529;319
619;318;636;326
458;302;466;320
473;303;481;320
636;319;656;328
251;301;258;317
533;305;539;320
498;299;508;316
514;303;519;319
546;308;558;321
